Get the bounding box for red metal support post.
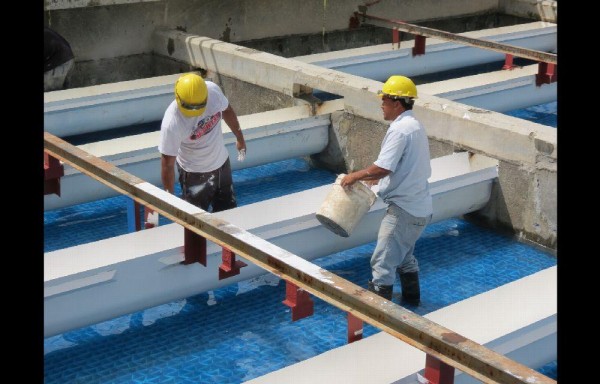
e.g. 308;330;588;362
218;248;248;280
282;281;314;321
126;199;143;232
502;54;516;70
392;27;400;49
44;153;64;196
183;228;207;266
536;62;557;86
347;313;363;343
412;35;426;56
424;354;455;384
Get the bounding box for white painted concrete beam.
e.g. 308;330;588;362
44;74;183;138
246;266;556;384
418;64;556;113
44;101;340;211
295;22;556;81
44;152;498;337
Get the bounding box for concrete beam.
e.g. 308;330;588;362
294;22;556;82
417;93;556;165
359;16;556;63
44;101;340;210
418;64;556;113
45;152;498;337
152;28;382;120
151;24;557;124
247;267;557;384
44;74;182;137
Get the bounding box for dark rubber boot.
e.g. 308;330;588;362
367;280;393;301
399;271;420;306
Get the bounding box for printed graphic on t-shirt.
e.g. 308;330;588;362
190;112;222;140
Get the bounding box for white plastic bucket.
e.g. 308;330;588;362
316;174;377;237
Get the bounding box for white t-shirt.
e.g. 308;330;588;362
158;81;230;173
374;110;433;218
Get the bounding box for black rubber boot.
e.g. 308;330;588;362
367;280;393;301
398;271;420;306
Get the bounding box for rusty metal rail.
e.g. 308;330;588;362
358;13;557;65
44;131;556;384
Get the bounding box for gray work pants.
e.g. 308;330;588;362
370;203;431;286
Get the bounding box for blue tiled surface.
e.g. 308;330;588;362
505;101;557;128
538;360;558;380
44;218;557;383
44;102;557;383
44;158;337;253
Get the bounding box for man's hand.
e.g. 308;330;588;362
340;172;359;188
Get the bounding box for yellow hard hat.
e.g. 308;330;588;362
378;75;418;99
175;73;208;117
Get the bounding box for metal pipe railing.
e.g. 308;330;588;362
44;131;556;384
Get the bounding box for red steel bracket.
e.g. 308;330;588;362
218;248;247;280
128;200;142;232
282;281;314;321
536;62;557;86
44;153;64;196
183;228;207;266
412;35;426;56
424;354;455;384
502;54;517;70
392;27;401;49
347;313;363;343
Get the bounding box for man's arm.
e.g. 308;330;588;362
340;164;390;188
161;154;177;193
222;104;246;152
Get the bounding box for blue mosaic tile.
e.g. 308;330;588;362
44;158;336;253
44;215;557;383
537;360;557;380
505;101;557;128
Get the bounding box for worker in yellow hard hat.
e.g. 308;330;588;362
341;75;432;306
159;73;246;212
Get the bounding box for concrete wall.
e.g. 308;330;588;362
45;0;507;87
45;0;499;53
43;1;557;250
